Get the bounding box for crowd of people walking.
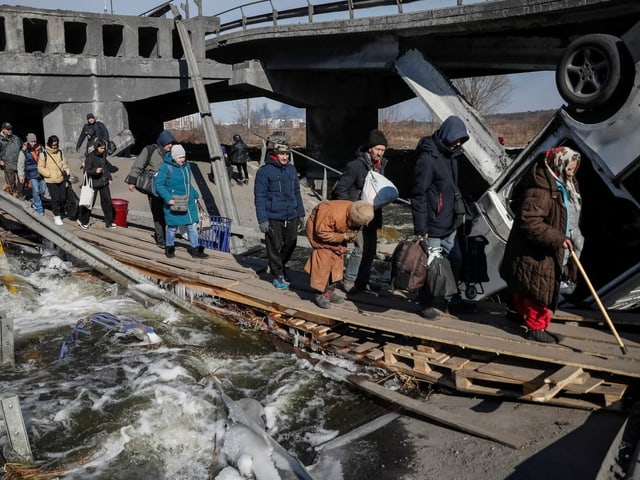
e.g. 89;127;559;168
1;115;585;343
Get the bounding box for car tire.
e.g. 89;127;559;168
556;34;624;109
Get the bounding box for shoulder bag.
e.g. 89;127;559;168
197;200;212;231
79;173;95;208
361;170;399;208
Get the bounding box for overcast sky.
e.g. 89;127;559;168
7;0;564;120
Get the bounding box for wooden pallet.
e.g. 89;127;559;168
383;344;627;410
241;306;629;410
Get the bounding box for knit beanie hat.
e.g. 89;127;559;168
349;200;375;226
26;133;37;142
274;142;291;153
87;113;95;120
171;144;186;159
157;130;176;147
366;129;388;149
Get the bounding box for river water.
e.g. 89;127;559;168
0;243;392;479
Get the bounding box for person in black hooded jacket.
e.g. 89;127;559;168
411;115;474;319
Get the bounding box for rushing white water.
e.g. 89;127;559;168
0;246;388;479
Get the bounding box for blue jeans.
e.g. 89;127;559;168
426;230;462;281
30;178;46;214
166;223;199;248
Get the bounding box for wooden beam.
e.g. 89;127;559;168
316;361;529;449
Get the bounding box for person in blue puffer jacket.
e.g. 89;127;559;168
155;144;207;259
254;141;305;290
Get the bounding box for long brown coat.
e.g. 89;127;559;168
304;200;354;292
499;159;579;308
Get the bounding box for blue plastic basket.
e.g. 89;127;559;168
199;216;232;252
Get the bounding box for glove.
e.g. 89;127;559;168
259;221;270;233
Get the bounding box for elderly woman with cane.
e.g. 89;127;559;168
499;146;584;344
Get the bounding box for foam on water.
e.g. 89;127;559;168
1;248;389;479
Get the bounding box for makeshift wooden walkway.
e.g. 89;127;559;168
63;217;640;411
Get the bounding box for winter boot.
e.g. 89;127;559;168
328;284;345;304
165;246;175;258
525;329;558;344
53;215;63;226
188;246;208;259
314;290;332;309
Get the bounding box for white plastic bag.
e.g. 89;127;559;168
361;170;398;208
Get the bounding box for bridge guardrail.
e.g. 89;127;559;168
213;0;457;35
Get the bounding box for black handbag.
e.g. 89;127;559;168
135;170;157;195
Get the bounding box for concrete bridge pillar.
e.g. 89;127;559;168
3;13;24;52
42;102;129;154
306;106;379;178
47;17;65;54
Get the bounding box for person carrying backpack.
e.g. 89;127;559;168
17;132;46;215
124;130;176;248
76;113;110;156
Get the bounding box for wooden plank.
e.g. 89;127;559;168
330;335;358;348
352;342;379;354
317;332;341;343
478;362;547;383
525;366;584;403
366;348;384;361
321;366;529;449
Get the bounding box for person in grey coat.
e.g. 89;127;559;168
125;130;176;248
0;121;23;197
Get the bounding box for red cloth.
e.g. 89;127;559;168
513;292;552;331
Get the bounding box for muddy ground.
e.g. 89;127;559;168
321;392;638;480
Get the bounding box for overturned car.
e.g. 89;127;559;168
464;21;640;311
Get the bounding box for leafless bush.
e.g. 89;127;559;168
172;110;555;151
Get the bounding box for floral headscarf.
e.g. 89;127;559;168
545;146;581;204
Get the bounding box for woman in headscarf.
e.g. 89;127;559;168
500;146;583;343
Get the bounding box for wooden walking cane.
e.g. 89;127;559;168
570;250;628;355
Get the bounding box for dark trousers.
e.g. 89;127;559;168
79;184;114;226
265;218;298;277
3;169;21;196
149;194;166;247
47;182;78;219
345;223;378;287
235;163;248;180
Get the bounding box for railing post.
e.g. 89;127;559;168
1;309;14;366
322;167;328;200
1;395;33;462
307;0;314;23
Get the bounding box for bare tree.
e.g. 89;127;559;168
380;104;404;123
452;75;513;114
232;100;246;126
